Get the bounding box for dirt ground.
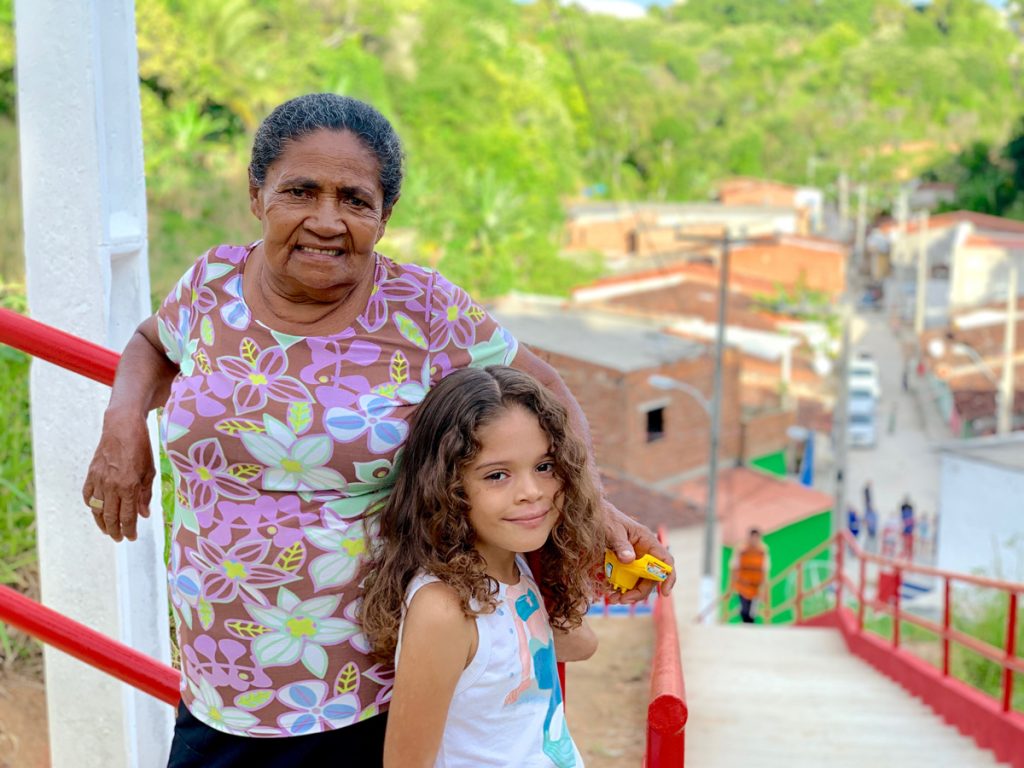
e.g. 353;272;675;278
0;674;49;768
566;614;652;767
0;615;652;768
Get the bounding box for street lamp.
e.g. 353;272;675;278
648;374;718;624
648;227;778;624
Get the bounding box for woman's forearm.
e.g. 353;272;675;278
106;316;177;418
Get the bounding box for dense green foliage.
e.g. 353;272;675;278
1;0;1023;298
925;118;1024;219
1;0;1024;677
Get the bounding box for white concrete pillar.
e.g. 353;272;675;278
15;2;172;766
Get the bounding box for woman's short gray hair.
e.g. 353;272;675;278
248;93;404;210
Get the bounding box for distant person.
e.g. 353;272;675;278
901;497;916;560
882;516;900;559
863;481;874;518
847;506;860;540
917;512;932;560
864;502;879;555
730;528;771;624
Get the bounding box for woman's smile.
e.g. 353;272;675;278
249;129;391;302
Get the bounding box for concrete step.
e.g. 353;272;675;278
678;624;1004;767
665;527;1005;767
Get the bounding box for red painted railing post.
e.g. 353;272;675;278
942;577;951;678
1002;592;1018;713
893;567;902;649
795;562;804;624
646;527;687;768
857;552;867;633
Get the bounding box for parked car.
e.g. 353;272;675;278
849;357;881;399
848;398;878;448
849;385;876;411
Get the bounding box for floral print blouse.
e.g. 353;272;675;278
157;244;518;737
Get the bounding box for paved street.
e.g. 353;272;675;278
827;310;945;535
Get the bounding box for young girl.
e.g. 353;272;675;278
361;366;603;767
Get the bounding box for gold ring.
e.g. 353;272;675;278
88;496;104;510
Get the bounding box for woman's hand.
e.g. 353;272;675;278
82;409;156;542
80;317;174;543
603;501;676;603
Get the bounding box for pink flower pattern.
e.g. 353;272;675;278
156;244;517;736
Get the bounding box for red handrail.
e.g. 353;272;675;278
0;584;181;705
0;307;118;385
645;527;687;767
773;530;1024;766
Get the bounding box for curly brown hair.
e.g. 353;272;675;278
360;366;603;662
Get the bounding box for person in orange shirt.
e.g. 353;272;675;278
730;528;771;624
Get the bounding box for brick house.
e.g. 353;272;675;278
562;202;802;265
571;266;834;416
490;296;743;487
919;300;1024;435
729;235;847;298
875;211;1024;325
717;177;824;234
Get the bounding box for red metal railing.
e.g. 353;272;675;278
772;530;1024;766
644;527;687;767
0;307;118;385
775;530;1024;714
0;310;579;721
0;584;181;705
0;310;185;704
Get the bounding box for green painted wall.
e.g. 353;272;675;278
749;450;787;478
719;509;833;624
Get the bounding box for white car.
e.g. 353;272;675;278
849;358;881;399
848;397;878;448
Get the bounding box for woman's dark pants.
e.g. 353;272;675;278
739;596;755;624
167;702;387;767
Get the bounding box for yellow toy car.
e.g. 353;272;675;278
604;550;673;593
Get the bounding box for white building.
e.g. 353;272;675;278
936;434;1024;581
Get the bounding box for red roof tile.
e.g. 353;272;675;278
674;467;833;546
600;471;703;532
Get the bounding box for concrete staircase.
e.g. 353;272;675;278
667;528;1006;767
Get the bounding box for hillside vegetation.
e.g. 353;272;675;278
0;0;1021;299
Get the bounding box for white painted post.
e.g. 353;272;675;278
14;2;173;767
998;259;1018;436
915;212;930;336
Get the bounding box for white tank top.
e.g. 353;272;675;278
396;556;584;767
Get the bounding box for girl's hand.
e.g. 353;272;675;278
603;502;675;603
81;409;155;543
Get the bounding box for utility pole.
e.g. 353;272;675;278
998;259;1018;435
915;212;930;336
833;181;863;534
854;183;868;276
838;172;850;240
701;228;732;623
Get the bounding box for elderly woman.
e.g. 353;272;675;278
82;93;672;765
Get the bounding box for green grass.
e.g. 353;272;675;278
861;594;1024;714
0;284;41;673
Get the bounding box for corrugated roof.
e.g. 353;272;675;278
491;297;706;372
675;467;833;546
